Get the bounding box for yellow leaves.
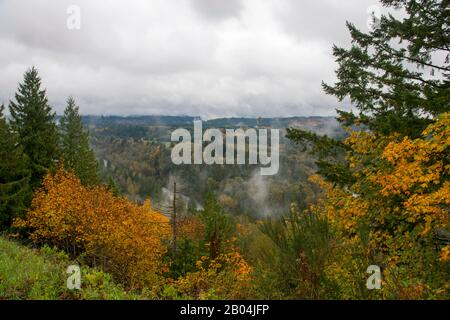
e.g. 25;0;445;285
177;215;204;240
14;167;170;289
309;174;369;236
195;260;203;269
344;130;378;155
375;146;444;196
175;250;252;299
370;114;450;236
404;182;450;221
423;112;450;142
439;246;450;263
310;112;450;276
383;137;416;163
308;174;332;191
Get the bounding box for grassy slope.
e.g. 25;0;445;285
0;236;139;300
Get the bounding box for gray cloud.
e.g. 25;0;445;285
0;0;385;118
189;0;243;21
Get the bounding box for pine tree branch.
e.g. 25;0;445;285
377;42;450;72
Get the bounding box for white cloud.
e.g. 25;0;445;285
0;0;383;117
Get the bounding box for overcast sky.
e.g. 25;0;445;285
0;0;388;118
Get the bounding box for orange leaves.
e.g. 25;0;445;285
311;112;449;275
439;246;450;263
378;113;450;193
376;135;444;196
309;174;369;235
177;215;204;240
345;130;379;156
14;167;170;289
383;136;417;163
298;113;450;298
169;250;252;299
402;181;450;236
371;113;450;235
200;251;252;279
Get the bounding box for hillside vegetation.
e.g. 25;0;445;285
0;236;140;300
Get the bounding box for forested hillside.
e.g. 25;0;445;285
88;116;338;216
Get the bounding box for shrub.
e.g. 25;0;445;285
14;168;171;289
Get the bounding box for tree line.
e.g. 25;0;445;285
0;67;99;228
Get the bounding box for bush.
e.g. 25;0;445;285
14;168;171;290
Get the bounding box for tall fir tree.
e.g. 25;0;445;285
325;0;450;137
60;97;99;186
0;105;31;227
198;193;235;260
287;0;450;185
9;67;60;189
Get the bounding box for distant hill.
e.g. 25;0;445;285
80;115;200;127
50;115;342;141
87;114;342;212
80;115;344;139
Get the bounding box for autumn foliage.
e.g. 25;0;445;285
163;250;252;300
310;113;450;299
14;167;170;289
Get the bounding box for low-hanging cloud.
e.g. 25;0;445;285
0;0;383;118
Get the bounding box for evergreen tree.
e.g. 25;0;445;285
288;0;450;185
60;97;99;186
106;175;121;197
327;0;450;136
9;67;60;189
198;193;235;259
0;105;31;227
